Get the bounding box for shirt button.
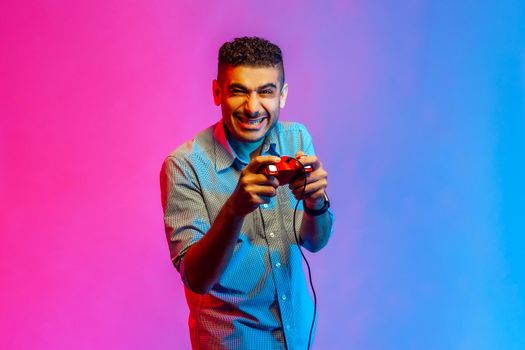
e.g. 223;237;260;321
269;232;275;238
281;294;287;301
275;262;281;268
262;204;269;209
285;324;291;330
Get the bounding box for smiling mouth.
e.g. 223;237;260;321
235;115;268;125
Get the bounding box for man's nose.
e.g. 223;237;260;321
245;93;262;117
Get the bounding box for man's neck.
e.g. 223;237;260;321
224;129;264;163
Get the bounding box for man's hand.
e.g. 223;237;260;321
289;151;328;210
226;156;281;217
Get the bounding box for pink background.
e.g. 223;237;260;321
2;0;525;349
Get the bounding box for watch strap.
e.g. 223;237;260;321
303;193;330;216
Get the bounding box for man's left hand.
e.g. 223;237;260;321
289;151;328;210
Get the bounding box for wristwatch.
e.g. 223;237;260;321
303;192;330;216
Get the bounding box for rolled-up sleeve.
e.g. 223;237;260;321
298;123;335;234
160;155;210;287
298;123;315;157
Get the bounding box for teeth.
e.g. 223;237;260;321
240;117;265;125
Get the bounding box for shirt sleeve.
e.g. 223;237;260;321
298;123;316;157
297;123;335;231
160;155;210;287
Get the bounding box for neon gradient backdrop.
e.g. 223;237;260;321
1;0;524;349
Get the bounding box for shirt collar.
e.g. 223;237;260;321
213;121;236;172
261;123;280;156
213;121;281;172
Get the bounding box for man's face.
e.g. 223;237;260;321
213;65;288;143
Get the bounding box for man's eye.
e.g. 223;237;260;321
260;90;274;95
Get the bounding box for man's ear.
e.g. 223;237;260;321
279;82;288;108
212;79;221;106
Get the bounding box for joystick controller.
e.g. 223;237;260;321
260;156;312;185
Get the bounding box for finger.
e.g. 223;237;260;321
289;168;327;191
247;184;278;197
295;150;305;159
302;188;327;203
245;155;281;173
259;175;279;188
289;172;315;190
292;179;327;199
243;173;280;187
296;155;320;171
268;176;279;188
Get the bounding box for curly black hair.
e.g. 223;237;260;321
218;36;285;85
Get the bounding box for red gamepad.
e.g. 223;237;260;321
260;156;312;185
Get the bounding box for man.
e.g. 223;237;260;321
160;37;333;349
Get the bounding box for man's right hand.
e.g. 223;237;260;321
226;156;281;217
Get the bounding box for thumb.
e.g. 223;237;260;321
245;155;282;173
295;150;306;159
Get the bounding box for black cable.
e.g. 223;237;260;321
259;159;318;350
292;159;317;350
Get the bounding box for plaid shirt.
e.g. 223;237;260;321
161;120;334;349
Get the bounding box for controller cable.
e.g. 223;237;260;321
258;159;317;350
